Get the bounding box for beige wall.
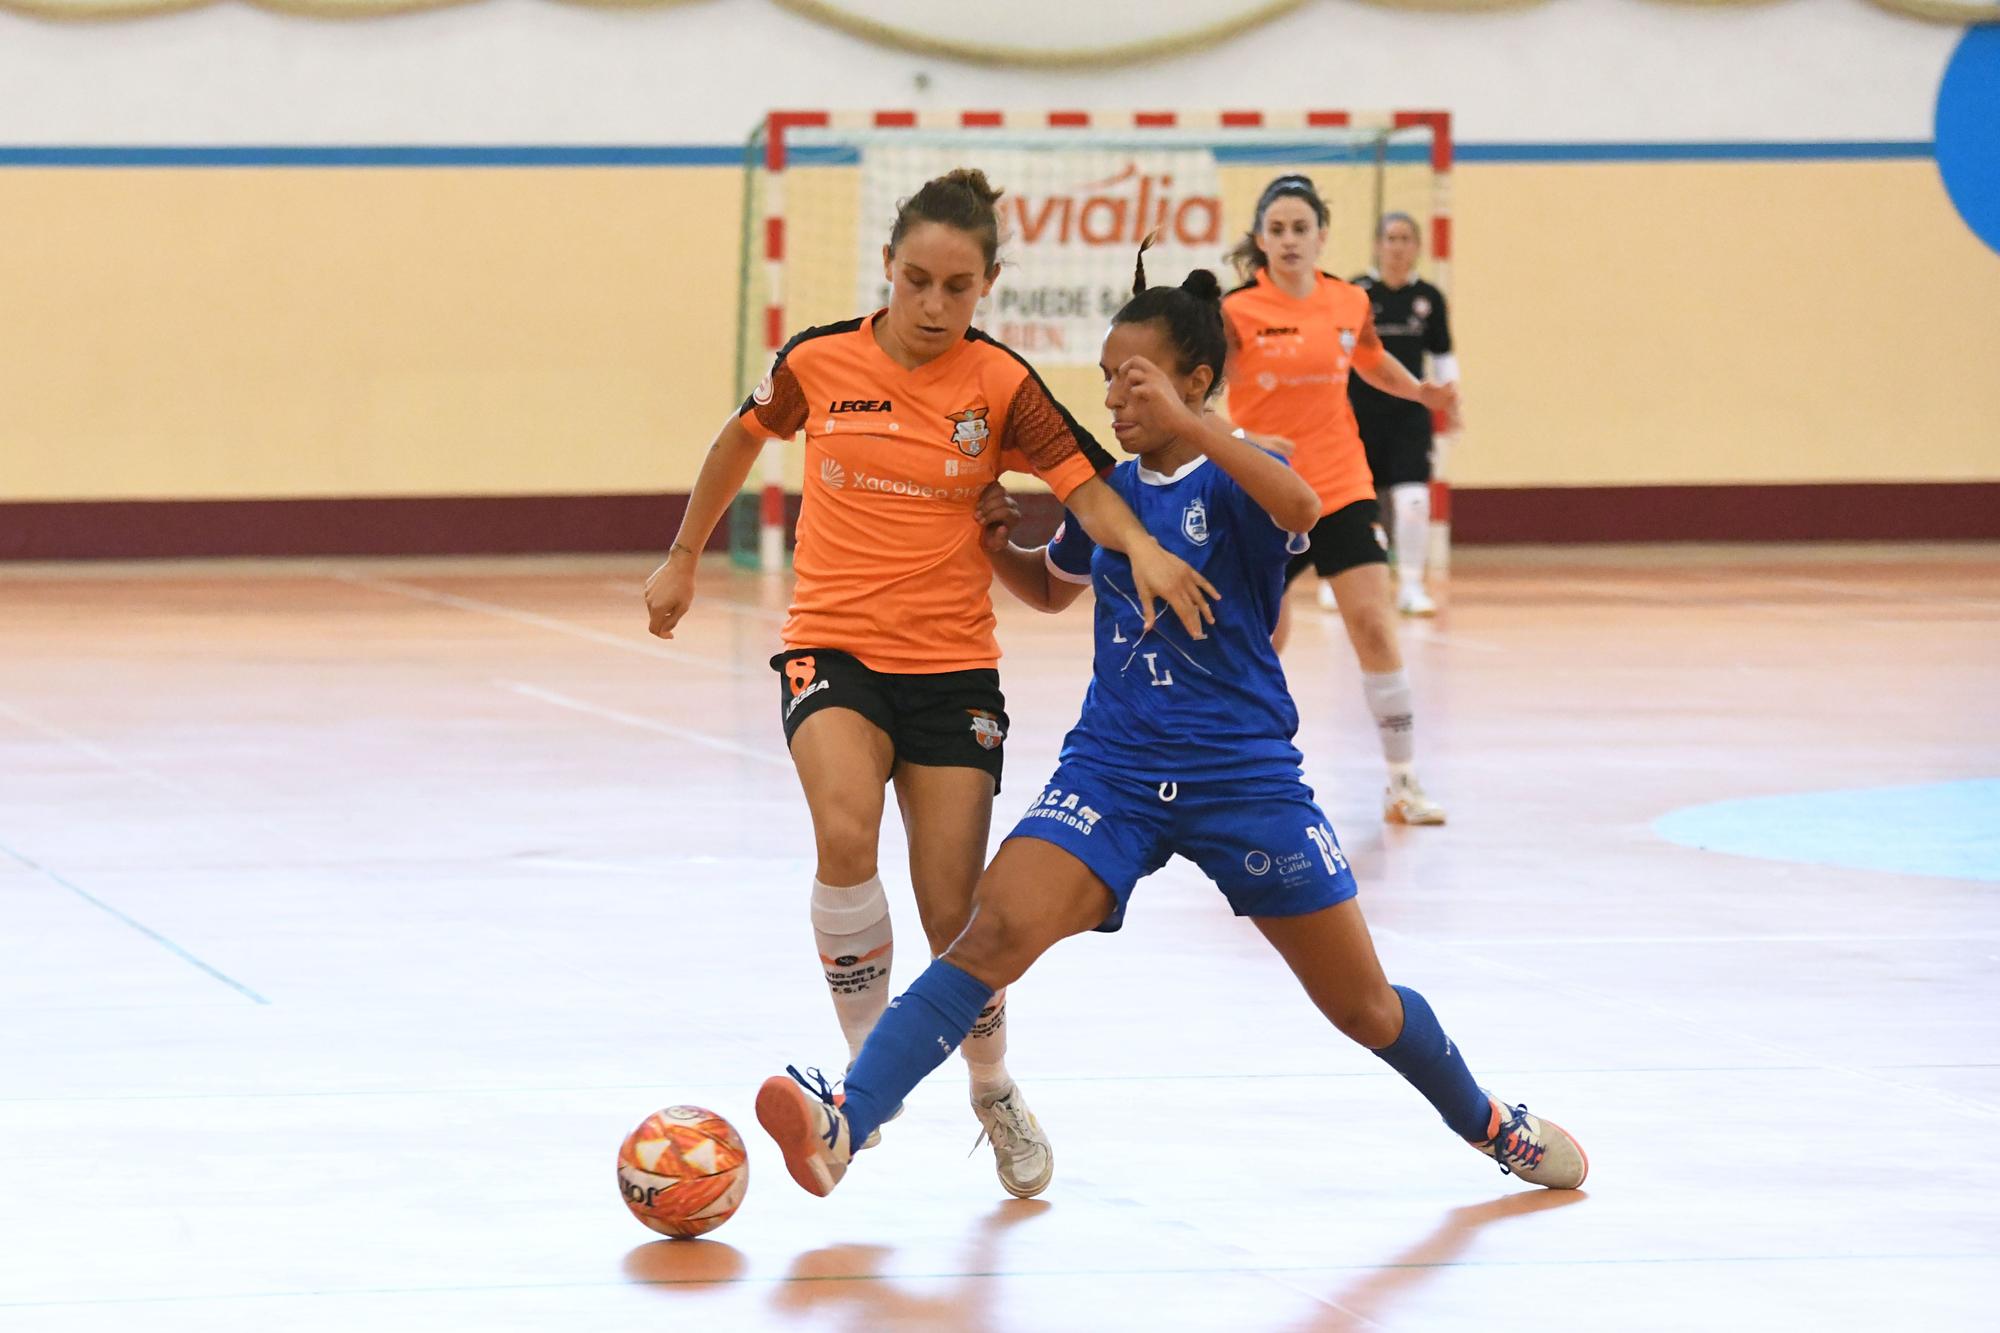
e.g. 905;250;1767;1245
1452;159;2000;487
3;157;1995;504
0;167;744;501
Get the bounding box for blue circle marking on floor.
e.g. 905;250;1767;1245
1654;779;2000;884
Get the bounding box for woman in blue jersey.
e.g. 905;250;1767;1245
754;255;1588;1201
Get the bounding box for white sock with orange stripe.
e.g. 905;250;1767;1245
960;987;1012;1099
810;875;894;1063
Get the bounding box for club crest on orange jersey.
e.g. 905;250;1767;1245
1339;328;1358;355
947;407;990;458
966;709;1004;750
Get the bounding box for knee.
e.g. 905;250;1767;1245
921;905;970;957
1350;612;1398;666
812;811;879;884
943;906;1031;989
1330;985;1405;1049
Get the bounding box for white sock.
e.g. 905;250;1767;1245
1361;669;1416;768
1390;483;1430;594
810;875;893;1063
961;987;1012;1098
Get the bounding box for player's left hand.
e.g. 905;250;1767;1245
1417;379;1459;417
1116;356;1200;436
975;481;1022;552
1129;539;1219;640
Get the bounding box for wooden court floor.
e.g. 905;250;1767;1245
2;544;1996;1331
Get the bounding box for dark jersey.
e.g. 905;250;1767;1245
1347;274;1451;417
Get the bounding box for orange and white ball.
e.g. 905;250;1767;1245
616;1105;748;1238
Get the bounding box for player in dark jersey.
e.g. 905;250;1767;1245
1351;212;1460;616
751;251;1589;1202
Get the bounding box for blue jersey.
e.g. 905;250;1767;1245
1046;452;1310;783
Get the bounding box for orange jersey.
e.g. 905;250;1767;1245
1222;269;1387;516
738;314;1109;674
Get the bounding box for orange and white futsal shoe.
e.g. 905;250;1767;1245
1384;772;1447;825
755;1065;853;1197
1471;1094;1589;1189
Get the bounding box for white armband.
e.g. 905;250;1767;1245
1044;545;1093;586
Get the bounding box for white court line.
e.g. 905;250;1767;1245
496;679;790;768
1483;930;2000;947
1376;927;2000;1124
1771;575;2000;612
1397;621;1505;653
599;580;791;626
0;698;203;798
5;1251;1995;1312
335;572;752;676
515;853;803;874
1518;573;2000;623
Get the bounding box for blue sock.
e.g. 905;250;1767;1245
1371;985;1493;1141
841;958;994;1148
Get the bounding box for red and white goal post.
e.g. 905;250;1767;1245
730;108;1455;576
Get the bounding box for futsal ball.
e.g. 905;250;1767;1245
617;1105;748;1238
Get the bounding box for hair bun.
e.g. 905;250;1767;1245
940;167;1002;206
1179;268;1222;303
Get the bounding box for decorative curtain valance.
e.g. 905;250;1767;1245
2;0;1989;53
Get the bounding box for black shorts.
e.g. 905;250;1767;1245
1285;500;1389;582
1357;401;1434;489
772;648;1008;791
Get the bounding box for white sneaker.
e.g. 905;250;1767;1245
1315;581;1338;612
1384;772;1447;825
1397;585;1438;616
755;1065;853;1197
971;1084;1054;1199
1470;1093;1589;1190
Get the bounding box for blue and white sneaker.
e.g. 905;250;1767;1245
755;1065;853;1197
1471;1092;1589;1189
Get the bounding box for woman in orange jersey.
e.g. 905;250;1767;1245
1222;175;1457;826
641;170;1216;1199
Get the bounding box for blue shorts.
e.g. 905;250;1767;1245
1007;758;1360;932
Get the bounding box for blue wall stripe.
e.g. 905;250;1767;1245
1456;140;1933;163
0;145;747;168
0;141;1936;169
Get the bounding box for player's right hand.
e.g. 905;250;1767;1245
643;553;697;639
1129;539;1218;640
974;481;1023;552
1417;379;1460;418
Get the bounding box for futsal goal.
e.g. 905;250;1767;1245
730;109;1455;573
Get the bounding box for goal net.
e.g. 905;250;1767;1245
730;110;1452;572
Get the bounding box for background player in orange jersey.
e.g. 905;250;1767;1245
1222;174;1457;826
641;169;1217;1198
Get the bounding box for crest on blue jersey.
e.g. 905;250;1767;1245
1181;498;1209;546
